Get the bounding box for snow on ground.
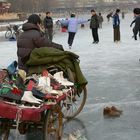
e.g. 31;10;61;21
0;13;140;140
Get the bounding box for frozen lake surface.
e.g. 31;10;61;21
0;13;140;140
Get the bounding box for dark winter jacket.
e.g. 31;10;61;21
130;19;136;27
17;22;63;71
107;12;113;19
98;15;103;23
133;15;140;36
90;15;99;29
43;16;53;29
112;13;120;28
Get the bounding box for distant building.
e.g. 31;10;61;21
56;0;120;9
104;0;114;2
52;0;138;11
56;0;97;9
0;0;11;14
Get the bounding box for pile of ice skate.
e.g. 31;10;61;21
0;64;76;108
22;69;75;106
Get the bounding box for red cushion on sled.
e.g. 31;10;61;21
0;101;42;122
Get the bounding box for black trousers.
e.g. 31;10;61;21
68;32;76;46
114;26;120;42
92;28;99;42
45;28;53;42
133;27;140;40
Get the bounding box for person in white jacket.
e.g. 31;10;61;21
60;13;89;49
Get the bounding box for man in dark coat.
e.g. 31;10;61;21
90;9;99;44
98;13;103;28
43;11;53;42
112;9;121;42
17;14;63;72
132;8;140;40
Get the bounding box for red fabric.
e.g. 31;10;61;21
0;92;66;122
0;101;44;122
26;80;35;91
21;108;42;122
57;94;66;102
42;69;49;77
11;88;22;95
45;94;58;99
0;102;17;119
61;27;67;32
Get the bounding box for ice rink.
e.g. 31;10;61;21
0;13;140;140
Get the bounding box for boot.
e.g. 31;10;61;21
21;91;42;104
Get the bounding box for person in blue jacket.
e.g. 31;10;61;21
60;13;89;49
112;9;121;42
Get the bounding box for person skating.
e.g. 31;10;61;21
122;11;125;19
90;9;99;44
106;12;113;22
59;13;89;49
112;9;121;43
17;14;63;73
130;18;140;40
98;13;104;29
43;11;53;42
131;8;140;40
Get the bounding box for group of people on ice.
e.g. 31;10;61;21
41;8;140;51
40;10;104;49
106;8;140;42
17;7;140;72
57;10;104;47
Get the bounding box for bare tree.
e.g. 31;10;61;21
7;0;59;12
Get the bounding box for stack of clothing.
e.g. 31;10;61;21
0;63;76;107
0;47;88;108
26;47;88;89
